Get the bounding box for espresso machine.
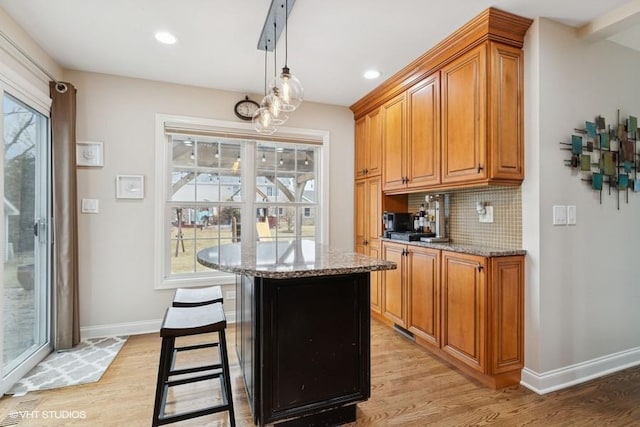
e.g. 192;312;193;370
420;194;449;243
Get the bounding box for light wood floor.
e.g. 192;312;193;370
1;318;639;426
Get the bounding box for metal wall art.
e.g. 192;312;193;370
561;110;639;209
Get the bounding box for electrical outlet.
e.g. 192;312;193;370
479;206;493;223
225;290;236;300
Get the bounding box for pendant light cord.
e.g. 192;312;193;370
284;0;289;67
263;43;268;95
273;22;277;78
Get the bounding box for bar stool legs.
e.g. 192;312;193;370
152;304;235;426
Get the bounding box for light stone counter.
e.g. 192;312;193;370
380;237;527;257
197;239;396;279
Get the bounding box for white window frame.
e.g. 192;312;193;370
154;114;330;289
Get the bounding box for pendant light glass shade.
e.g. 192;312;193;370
261;88;288;125
253;107;277;135
270;66;303;112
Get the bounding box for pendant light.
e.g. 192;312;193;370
262;21;287;124
270;0;303;112
253;43;277;135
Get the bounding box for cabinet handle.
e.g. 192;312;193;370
477;163;484;173
364;240;368;246
364;168;369;175
477;263;484;272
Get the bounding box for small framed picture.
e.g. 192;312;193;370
116;175;144;199
76;141;104;167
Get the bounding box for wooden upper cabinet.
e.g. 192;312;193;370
441;44;487;185
441;41;524;187
352;8;530;192
381;94;406;191
354;117;367;180
407;72;441;189
355;108;382;180
489;42;524;181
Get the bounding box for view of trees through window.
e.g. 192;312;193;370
167;134;319;277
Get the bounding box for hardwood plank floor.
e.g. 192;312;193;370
0;318;638;426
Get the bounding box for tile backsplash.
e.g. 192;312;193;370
408;187;522;249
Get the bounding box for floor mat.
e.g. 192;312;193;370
6;336;127;395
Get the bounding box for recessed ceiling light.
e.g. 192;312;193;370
363;69;381;80
155;31;177;45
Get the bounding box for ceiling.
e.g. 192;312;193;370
0;0;639;107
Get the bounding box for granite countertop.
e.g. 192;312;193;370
197;239;396;279
380;237;526;257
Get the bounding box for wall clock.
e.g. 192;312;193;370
234;96;260;121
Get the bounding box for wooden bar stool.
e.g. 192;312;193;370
152;303;235;426
171;286;225;359
172;285;223;307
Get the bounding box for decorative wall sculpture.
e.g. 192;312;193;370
562;110;639;209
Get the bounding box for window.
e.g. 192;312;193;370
155;115;329;289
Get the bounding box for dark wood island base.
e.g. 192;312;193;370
236;273;371;426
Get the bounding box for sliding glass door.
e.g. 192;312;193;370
2;92;51;391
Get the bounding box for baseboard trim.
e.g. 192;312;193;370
521;346;640;394
80;311;237;339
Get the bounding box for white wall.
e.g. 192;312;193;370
66;70;355;336
522;18;640;393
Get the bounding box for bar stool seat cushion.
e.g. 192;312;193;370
161;303;226;338
173;285;223;307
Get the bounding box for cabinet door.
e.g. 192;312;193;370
441;44;487;184
354;116;368;180
367;108;382;177
489;256;524;375
382;241;406;327
369;240;381;314
407;247;440;346
441;251;486;372
366;177;382;313
489;42;524;182
354;180;366;254
407;73;441;188
382;94;406;191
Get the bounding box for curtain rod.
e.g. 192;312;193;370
0;29;67;93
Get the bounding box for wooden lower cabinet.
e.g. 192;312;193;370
380;244;524;388
381;242;406;327
381;242;440;342
441;252;487;373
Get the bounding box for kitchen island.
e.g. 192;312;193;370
197;240;396;426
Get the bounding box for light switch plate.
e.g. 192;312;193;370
553;205;567;225
567;205;576;225
81;198;99;214
479;206;493;223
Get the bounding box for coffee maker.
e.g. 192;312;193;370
420;194;449;243
382;212;412;237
